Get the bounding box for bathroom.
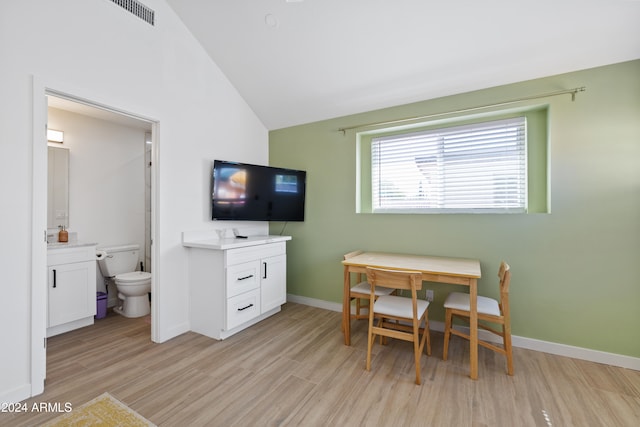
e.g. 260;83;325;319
47;96;153;319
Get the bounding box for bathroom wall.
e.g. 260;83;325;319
47;107;148;306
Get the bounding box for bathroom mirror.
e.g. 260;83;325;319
47;146;69;229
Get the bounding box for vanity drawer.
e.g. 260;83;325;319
226;289;261;330
47;245;96;266
226;261;260;297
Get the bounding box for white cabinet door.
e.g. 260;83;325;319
261;254;286;313
48;262;95;328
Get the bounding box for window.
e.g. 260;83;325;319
371;117;527;213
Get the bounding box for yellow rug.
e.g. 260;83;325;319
42;392;156;427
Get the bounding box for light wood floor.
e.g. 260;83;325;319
3;303;639;426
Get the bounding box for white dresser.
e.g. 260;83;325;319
183;233;291;340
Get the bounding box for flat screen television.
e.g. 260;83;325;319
212;160;307;221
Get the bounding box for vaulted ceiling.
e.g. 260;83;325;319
165;0;640;130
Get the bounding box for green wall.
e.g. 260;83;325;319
269;60;640;358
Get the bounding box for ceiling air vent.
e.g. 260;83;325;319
109;0;155;26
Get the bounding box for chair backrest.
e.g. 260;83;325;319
344;251;365;284
498;261;511;297
366;267;423;292
498;261;511;319
366;267;423;321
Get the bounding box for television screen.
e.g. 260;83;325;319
212;160;306;221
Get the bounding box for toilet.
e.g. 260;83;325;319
97;244;151;318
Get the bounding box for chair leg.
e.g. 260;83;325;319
504;324;514;375
443;308;452;361
413;324;422;385
378;318;386;345
424;317;432;356
366;313;375;372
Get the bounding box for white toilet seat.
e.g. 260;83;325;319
115;271;151;284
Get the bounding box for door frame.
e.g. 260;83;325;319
31;76;160;396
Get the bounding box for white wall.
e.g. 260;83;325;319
48;108;147;250
0;0;268;402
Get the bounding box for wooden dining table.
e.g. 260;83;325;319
342;251;482;379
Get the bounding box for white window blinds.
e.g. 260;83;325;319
371;117;527;213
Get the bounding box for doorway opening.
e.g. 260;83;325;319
47;95;154;315
31;82;160;397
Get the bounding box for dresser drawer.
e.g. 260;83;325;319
226;261;260;297
226;289;261;330
226;242;286;266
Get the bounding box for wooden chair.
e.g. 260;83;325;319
365;267;431;385
442;261;513;375
344;251;396;324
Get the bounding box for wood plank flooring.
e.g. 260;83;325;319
3;303;639;426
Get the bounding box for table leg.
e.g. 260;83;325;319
343;266;351;346
469;278;478;380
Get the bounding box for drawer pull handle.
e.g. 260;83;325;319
237;274;254;281
238;303;254;312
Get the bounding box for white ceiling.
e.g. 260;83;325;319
165;0;640;130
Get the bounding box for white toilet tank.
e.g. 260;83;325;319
97;244;140;277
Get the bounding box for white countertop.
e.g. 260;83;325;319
182;234;291;250
47;241;98;250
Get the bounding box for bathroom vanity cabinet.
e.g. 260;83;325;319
183;234;290;340
47;244;97;337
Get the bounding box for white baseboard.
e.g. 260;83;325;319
286;294;640;371
0;383;31;404
288;294;343;312
157;321;190;344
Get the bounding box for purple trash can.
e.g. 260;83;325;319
96;292;108;319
